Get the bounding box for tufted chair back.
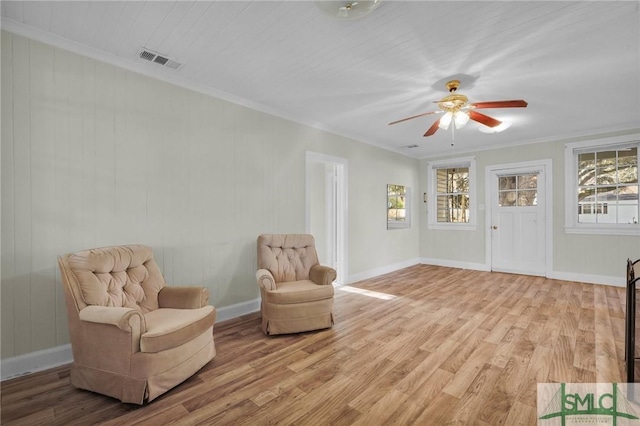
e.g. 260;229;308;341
64;245;165;314
257;234;320;283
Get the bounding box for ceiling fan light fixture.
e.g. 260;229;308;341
315;1;382;20
438;112;453;130
454;111;470;129
388;79;527;140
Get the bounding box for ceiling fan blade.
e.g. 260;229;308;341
470;100;528;109
424;119;441;137
469;110;502;128
388;110;440;126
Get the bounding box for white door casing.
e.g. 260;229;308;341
305;152;348;285
485;160;553;277
324;164;337;269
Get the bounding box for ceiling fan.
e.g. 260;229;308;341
388;80;528;137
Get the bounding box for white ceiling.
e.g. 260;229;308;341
2;1;639;158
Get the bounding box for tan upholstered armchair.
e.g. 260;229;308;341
58;245;216;404
256;234;336;335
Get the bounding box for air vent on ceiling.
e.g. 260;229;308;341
404;144;419;149
137;48;182;70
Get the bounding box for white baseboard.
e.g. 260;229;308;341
420;257;625;287
420;257;491;272
346;258;421;284
0;299;261;382
1;344;73;381
215;298;261;322
548;271;625;287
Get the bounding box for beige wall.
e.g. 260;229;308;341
419;132;640;277
0;32;419;359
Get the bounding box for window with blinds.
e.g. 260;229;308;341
427;157;476;230
436;167;470;223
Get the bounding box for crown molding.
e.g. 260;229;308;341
1;18;415;160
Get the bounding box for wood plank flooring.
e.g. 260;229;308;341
0;265;633;425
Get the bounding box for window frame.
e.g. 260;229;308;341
387;184;411;229
427;156;477;230
564;134;640;236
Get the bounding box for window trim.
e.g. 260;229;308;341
427;156;477;230
564;134;640;236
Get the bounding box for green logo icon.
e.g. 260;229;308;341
539;383;640;425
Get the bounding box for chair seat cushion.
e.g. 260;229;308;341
265;280;334;305
141;306;215;353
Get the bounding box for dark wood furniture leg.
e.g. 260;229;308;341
626;258;640;383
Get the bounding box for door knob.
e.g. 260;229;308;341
492;225;498;230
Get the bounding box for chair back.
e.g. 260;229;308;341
58;245;166;314
257;234;320;283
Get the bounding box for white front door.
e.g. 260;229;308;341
489;165;547;276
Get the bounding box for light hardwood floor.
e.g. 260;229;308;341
0;265;633;425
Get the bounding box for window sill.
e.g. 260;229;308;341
428;223;477;231
564;225;640;236
388;222;411;229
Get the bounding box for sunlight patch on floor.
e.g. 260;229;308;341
337;286;397;300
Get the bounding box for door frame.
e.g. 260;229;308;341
305;151;348;285
484;159;553;277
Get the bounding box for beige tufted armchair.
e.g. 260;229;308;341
58;245;216;404
256;234;336;335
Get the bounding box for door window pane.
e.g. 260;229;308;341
518;174;537;189
498;174;538;207
518;190;538;206
499;176;516;190
499;191;516;206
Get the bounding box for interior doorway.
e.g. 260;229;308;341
485;160;553;277
305;152;348;285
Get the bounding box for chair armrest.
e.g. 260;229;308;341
256;269;276;291
309;265;337;286
79;305;146;333
158;286;210;309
